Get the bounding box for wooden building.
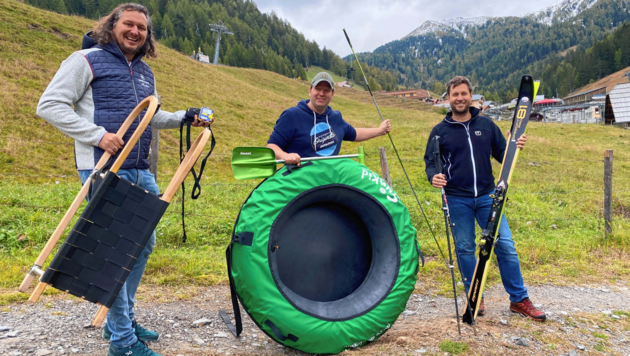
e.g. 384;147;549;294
380;89;431;100
563;86;606;105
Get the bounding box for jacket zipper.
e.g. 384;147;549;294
446;117;478;197
462;122;478;197
116;45;141;167
129;65;141;167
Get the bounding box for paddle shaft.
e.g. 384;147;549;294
276;154;358;164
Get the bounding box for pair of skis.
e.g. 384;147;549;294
434;76;539;327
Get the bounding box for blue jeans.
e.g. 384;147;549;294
446;193;528;303
79;169;158;348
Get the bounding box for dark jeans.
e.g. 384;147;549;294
447;193;528;303
79;169;158;348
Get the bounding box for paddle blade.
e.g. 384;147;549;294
231;147;277;180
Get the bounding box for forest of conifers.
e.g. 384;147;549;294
25;0;399;91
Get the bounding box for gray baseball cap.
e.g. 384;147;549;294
311;72;335;90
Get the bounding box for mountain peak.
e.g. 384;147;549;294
403;17;491;39
525;0;598;25
404;0;598;39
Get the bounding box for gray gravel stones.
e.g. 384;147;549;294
515;338;529;347
1;284;629;355
191;318;212;327
0;326;10;332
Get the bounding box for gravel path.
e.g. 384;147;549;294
1;282;629;356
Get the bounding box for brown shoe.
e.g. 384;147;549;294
477;298;485;316
510;297;546;322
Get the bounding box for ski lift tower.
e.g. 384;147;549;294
209;20;233;65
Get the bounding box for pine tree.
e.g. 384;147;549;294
50;0;67;14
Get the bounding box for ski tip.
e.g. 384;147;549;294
533;80;541;98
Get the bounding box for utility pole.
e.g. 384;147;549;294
208;20;233;65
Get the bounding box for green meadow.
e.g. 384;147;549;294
1;0;629;304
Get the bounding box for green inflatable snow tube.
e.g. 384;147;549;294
228;159;420;354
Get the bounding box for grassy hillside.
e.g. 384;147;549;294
1;0;629;302
566;65;630;97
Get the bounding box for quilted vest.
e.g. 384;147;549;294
82;34;156;170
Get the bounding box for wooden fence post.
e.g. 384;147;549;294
604;149;613;237
149;130;159;180
379;147;392;188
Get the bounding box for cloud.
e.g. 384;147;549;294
254;0;559;56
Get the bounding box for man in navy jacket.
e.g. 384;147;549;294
267;72;391;164
424;76;546;322
37;4;209;356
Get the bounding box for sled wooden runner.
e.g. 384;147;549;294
18;95;160;294
19;95;213;326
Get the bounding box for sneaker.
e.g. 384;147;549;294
477;298;485;316
132;320;159;341
103;321;159;341
510;297;547;322
107;340;162;356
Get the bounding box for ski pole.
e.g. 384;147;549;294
343;28;446;261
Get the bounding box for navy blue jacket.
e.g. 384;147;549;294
424;108;507;197
267;100;357;157
82;33;156;170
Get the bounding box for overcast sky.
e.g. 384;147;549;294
254;0;560;56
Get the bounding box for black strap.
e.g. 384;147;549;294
233;232;254;247
190;130;216;198
415;239;425;267
264;319;299;342
282;161;313;176
219;179;268;339
179;121;216;243
220;242;243;337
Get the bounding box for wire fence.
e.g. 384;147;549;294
1;136;628;228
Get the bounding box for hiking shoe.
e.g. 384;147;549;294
510;297;546;322
477;298;485;316
103;321;159;341
133;320;159;341
107;340;162;356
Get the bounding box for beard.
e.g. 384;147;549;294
451;101;470;116
115;36;145;57
118;42;142;56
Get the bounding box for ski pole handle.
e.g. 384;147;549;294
433;136;444;175
276;154;359;164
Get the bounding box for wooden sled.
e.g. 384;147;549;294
19;95;213;326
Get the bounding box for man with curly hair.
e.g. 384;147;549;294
37;4;208;356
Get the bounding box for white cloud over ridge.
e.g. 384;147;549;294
253;0;560;56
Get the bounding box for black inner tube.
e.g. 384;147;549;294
268;184;400;321
274;201;373;302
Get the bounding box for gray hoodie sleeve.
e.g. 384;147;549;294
151;81;185;130
36;52;107;147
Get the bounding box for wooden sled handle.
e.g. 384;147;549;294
19;96;160;294
92;305;109;327
161;128;212;203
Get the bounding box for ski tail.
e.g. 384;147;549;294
462;75;538;325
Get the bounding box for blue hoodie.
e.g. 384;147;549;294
267;100;357;157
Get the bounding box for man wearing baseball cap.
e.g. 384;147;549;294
267;72;391;165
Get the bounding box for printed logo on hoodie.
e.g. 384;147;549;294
310;122;338;156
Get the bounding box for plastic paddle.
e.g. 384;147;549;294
231;146;365;180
